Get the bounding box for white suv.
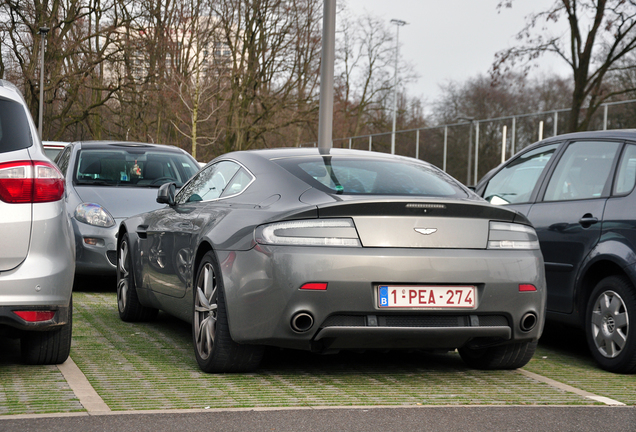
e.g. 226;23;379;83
0;80;75;364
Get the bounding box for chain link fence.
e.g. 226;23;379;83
303;99;636;186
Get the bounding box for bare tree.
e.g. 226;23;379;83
494;0;636;132
165;0;225;160
334;9;418;140
211;0;321;153
0;0;132;140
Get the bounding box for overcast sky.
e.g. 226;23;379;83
344;0;570;104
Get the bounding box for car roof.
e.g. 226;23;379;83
530;129;636;148
222;147;430;164
72;140;188;154
0;79;24;103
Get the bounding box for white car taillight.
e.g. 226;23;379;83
487;221;540;250
256;219;361;247
0;160;64;203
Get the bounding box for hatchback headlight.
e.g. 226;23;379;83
487;221;539;250
255;218;361;247
75;203;115;228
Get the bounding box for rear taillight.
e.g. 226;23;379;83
13;310;56;322
0;160;64;203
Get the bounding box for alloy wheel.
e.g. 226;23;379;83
194;262;218;360
117;240;129;313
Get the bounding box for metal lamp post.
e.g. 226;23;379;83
390;19;407;155
38;27;50;140
457;116;474;185
317;0;336;153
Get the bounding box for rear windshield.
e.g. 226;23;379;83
0;98;33;154
274;156;468;198
74;149;199;187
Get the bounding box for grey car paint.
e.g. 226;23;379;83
119;149;546;362
0;80;75;354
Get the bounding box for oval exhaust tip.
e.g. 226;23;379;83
520;312;537;332
291;312;314;333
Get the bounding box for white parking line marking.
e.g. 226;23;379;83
57;357;111;413
518;369;625;406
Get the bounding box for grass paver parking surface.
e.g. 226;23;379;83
4;291;636;417
0;338;83;415
525;325;636;405
71;292;596;411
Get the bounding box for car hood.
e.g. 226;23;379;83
73;186;165;218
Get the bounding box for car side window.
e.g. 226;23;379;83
614;144;636;195
220;167;254;198
543;141;620;202
56;146;72;175
483;144;558;205
176;160;241;204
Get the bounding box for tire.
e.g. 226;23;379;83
117;232;158;322
192;251;264;373
458;340;537;370
21;297;73;365
585;275;636;373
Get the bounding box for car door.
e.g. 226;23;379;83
142;160;242;298
526;140;621;314
141;203;201;298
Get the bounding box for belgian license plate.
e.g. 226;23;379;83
378;285;476;309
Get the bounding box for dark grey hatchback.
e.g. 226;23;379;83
475;129;636;373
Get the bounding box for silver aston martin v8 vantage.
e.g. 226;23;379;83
117;148;546;373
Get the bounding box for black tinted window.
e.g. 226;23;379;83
0;98;32;154
56;146;72;175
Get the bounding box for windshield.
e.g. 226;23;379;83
74;149;198;188
275;156;468;198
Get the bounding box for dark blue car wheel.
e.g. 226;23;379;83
586;275;636;373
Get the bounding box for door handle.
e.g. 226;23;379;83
579;214;598;227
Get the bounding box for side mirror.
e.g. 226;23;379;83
157;182;176;206
486;194;510;206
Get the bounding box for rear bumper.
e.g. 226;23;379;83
314;326;511;350
0;202;74;331
220;245;547;351
0;303;71;331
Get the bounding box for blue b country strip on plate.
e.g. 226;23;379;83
378;285;476;309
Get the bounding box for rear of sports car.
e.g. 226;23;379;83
220;153;546;369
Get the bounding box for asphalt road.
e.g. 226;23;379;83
2;406;635;431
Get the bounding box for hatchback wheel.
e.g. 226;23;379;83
193;251;263;373
117;233;157;322
21;298;72;365
585;275;636;373
458;340;537;370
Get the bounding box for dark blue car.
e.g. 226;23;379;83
475;129;636;373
